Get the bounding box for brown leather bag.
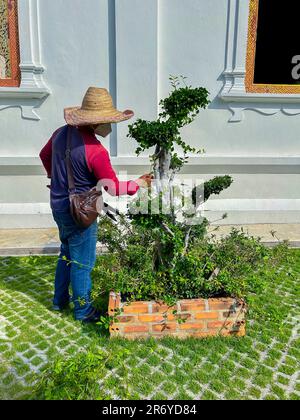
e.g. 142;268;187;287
65;126;103;228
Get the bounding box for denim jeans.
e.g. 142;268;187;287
52;210;98;320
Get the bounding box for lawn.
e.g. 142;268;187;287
0;251;299;400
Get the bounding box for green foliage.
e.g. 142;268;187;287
159;76;210;127
96;218;289;303
34;348;132;400
204;176;233;202
192;175;234;205
127;75;209;156
128;119;179;156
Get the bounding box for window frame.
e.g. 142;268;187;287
245;0;300;94
0;0;21;87
220;0;300;122
0;0;50;120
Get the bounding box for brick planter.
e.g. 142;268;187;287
108;292;247;340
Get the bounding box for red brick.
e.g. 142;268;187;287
138;314;165;323
129;301;149;307
208;298;238;310
180;301;206;311
207;321;234;329
152;323;177;332
124;325;149;333
108;292;121;313
179;322;205;330
152;303;177;313
165;314;176;321
194;311;219;320
167;313;191;322
116;316;136;323
222;311;237;318
180;299;205;304
109;293;247;340
110;325;121;333
123;303;149;314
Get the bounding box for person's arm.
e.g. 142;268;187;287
39;138;53;178
87;143;140;196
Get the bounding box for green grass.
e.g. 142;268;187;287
0;250;299;400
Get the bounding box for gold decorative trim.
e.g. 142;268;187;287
0;0;20;87
245;0;300;94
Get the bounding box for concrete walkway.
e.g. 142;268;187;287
208;224;300;248
0;228;106;256
0;224;300;256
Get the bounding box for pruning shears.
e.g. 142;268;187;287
103;202;121;222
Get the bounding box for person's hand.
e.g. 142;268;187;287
136;173;153;189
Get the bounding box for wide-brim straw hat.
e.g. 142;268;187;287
64;87;134;126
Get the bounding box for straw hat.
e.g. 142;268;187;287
64;87;134;126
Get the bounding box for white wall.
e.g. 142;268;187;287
0;0;299;228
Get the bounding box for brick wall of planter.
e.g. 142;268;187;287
109;292;247;340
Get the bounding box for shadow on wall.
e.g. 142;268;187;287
0;96;49;121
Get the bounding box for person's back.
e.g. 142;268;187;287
50;125;98;212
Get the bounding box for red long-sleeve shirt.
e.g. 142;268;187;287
39;126;140;198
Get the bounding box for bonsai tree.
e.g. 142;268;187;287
96;76;239;303
126;76;232;269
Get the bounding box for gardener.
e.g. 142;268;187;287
39;87;152;323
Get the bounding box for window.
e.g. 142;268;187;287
0;0;20;87
246;0;300;94
220;0;300;122
0;0;50;120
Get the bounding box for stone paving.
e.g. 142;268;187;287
0;257;98;399
0;254;299;400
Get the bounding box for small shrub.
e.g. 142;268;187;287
95;220;289;303
33;348;132;400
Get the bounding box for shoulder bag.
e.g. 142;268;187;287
65;126;103;228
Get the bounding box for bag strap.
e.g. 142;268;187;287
65;126;76;194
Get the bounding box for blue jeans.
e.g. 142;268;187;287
52;210;98;320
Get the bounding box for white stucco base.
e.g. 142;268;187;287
1;201;300;229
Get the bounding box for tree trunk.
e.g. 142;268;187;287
159;148;171;184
